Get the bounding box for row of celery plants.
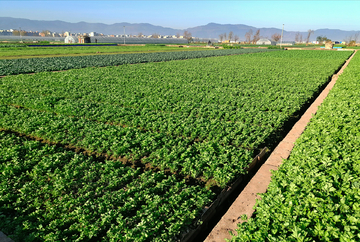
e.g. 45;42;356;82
0;51;353;188
0;104;253;188
0;131;214;241
0;48;276;75
230;52;360;241
0;51;352;149
0;50;354;241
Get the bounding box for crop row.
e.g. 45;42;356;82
0;50;354;241
0;48;276;75
0;131;214;241
0;51;353;189
230;52;360;241
0;104;255;188
0;51;352;144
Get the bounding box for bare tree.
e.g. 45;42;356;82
151;33;159;38
41;30;52;37
306;29;314;44
299;34;303;43
245;29;253;44
295;32;300;43
234;35;239;43
252;29;261;44
228;31;234;41
176;32;180;38
137;32;143;38
316;35;330;45
12;30;20;36
223;32;227;41
183;31;193;43
344;35;354;45
271;33;281;42
354;32;360;43
219;33;224;42
183;31;192;39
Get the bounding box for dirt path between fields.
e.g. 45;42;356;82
204;50;357;242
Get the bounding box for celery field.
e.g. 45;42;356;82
0;50;353;241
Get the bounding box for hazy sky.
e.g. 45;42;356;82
1;1;360;31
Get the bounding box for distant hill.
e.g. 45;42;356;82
188;23;359;42
0;17;358;41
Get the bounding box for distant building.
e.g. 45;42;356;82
64;35;78;43
277;41;295;46
78;35;91;43
0;30;12;36
256;38;276;45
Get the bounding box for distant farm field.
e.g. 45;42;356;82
0;48;275;75
0;44;207;59
0;50;353;241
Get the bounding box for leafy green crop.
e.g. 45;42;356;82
0;50;352;188
229;51;360;241
0;48;276;75
0;131;215;241
0;50;354;241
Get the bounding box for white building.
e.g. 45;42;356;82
256;38;276;45
64;35;78;44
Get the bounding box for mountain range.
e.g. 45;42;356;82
1;17;359;42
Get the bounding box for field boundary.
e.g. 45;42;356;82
204;50;357;242
181;148;269;241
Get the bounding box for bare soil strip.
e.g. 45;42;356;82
204;50;357;242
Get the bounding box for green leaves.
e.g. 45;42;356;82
0;50;351;188
0;50;354;241
0;131;215;241
0;48;276;76
230;51;360;241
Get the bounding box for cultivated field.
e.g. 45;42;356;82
0;48;354;241
0;44;207;59
0;48;274;75
230;51;360;242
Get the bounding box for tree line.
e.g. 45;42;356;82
218;28;359;45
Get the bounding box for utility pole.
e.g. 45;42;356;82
280;24;284;49
123;26;125;45
19;27;22;42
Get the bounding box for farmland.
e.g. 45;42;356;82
230;51;360;241
0;44;207;59
0;50;354;241
0;48;275;75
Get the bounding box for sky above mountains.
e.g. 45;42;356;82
1;1;359;32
